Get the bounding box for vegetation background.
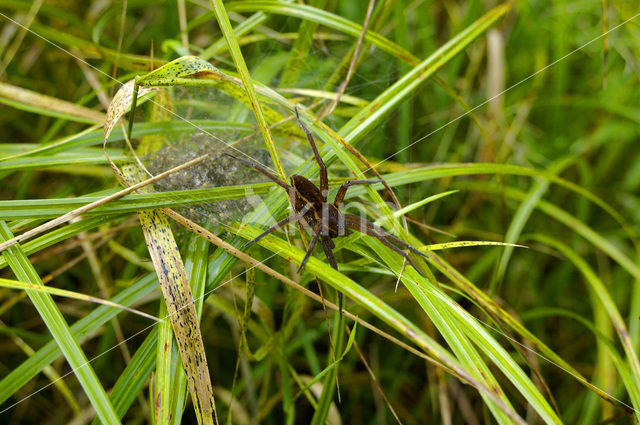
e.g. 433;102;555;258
0;0;639;424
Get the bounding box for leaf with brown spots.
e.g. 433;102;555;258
124;166;218;425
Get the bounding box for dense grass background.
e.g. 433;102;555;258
1;0;640;424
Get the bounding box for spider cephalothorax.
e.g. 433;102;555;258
226;108;427;311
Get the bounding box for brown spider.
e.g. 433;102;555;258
225;108;427;310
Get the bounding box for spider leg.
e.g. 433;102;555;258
244;215;297;248
333;179;384;207
244;204;312;248
223;152;291;191
319;234;343;314
344;214;427;258
344;216;426;277
320;236;338;269
295;107;328;200
297;224;321;273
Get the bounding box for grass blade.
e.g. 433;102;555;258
124;166;217;425
209;0;287;181
0;273;159;406
0;222;120;424
0;82;105;123
0;277;159;321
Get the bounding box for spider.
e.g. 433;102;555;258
225;108;427;311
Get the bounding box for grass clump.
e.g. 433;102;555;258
0;1;639;424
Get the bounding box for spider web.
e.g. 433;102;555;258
138;85;277;232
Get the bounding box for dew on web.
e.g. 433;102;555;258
144;132;273;230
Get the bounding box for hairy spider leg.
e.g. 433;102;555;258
295;107;328;198
333;179;384;207
344;215;426;277
244;204;312;248
225;152;325;258
298;224;321;273
344;214;427;258
319;234;343;313
223;153;291;191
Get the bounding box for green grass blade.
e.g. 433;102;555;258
200;0;296;60
155;300;173;425
225;1;416;64
0;277;158;321
0;150;127;172
90;328;159;425
278;0;327;88
309;316;345;425
428;251;633;414
489;156;565;294
0;273;159;405
361;237;560;424
209;0;287;181
0;222;121;425
465;182;640;281
529;234;640;421
339;3;511;143
0;215;126;270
